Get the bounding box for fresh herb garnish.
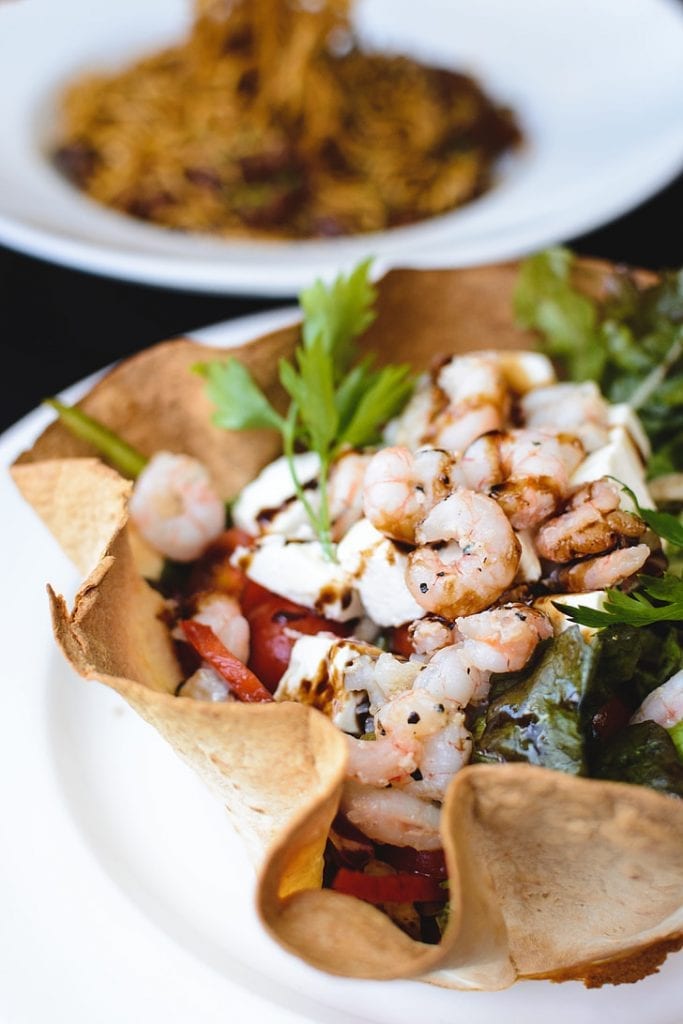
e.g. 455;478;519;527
558;480;683;630
555;575;683;629
196;260;414;560
611;479;683;548
515;248;683;477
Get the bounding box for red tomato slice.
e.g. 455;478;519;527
246;594;351;692
331;867;446;904
240;578;278;615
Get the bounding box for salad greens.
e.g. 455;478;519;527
474;623;683;793
40;250;683;797
514;247;683;477
196;260;413;560
474;627;595;775
593;721;683;797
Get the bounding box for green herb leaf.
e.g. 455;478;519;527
556;574;683;629
194;358;285;432
612;479;683;547
280;333;339;454
338;364;414;449
514;247;605;380
198;260;413;560
334;356;376;433
515;248;683;477
44;398;147;479
300;258;377;376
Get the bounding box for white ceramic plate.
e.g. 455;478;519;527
0;0;682;297
2;306;683;1024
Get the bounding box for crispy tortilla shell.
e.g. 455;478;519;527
11;261;683;988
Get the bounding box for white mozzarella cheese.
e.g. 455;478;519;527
337;518;425;627
262;499;316;541
570;425;654;510
276;635;423;732
232;452;320;536
275;636;371;734
515;529;542;583
534;590;606;638
234;534;363;622
605;403;650;460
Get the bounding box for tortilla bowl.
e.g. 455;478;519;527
11;260;683;990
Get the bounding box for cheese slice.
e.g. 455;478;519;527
534;590;606;639
337;518;425;627
234;535;363;622
570;425;654;510
232;452;320;536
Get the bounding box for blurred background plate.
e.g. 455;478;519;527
0;0;682;296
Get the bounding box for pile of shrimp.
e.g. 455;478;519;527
125;349;660;852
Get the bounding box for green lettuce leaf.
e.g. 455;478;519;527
593;721;683;797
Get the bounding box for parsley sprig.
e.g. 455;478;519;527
556;576;683;629
195;260;414;560
612;479;683;549
556;479;683;630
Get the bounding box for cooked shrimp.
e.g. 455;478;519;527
402;717;473;802
552;543;650;592
416;643;488;705
631;669;683;729
536;478;646;563
340;644;424;716
189;592;250;664
454;604;553;673
520;381;610;452
129;451;225;562
459;428;585;529
407;489;521;618
409;615;454;657
416;604;551;703
340;781;443;851
345;689;471;800
426;353;509;452
362;445;461;543
328;450;373;541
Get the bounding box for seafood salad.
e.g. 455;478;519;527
124;344;675;935
13;252;683;984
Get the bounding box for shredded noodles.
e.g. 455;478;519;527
52;0;522;239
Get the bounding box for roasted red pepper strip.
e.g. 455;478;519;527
180;619;273;703
331;867;446;904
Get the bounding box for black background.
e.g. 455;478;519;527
1;168;681;436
